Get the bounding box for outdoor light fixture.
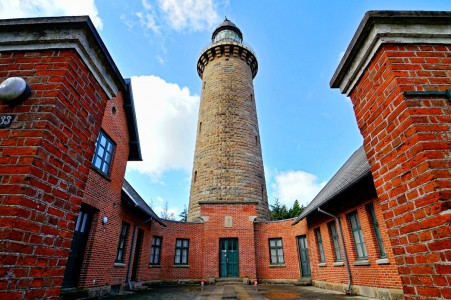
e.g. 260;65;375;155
101;216;108;225
0;77;31;106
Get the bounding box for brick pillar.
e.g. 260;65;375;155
0;17;125;299
331;11;451;299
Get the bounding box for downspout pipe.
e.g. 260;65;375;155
317;207;352;294
126;217;153;291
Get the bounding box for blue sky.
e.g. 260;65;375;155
2;0;449;218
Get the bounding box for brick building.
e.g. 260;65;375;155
0;11;449;300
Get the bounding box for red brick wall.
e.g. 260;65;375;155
200;203;258;279
254;218;307;281
140;220;204;281
0;50;109;299
307;196;402;290
76;87;134;288
349;44;451;299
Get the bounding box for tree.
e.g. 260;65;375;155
270;198;305;220
179;205;188;222
288;199;304;218
160;200;176;220
270;198;289;221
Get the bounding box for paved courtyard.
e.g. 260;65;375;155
108;284;377;300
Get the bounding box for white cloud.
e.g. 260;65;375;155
272;170;326;208
158;0;219;31
136;11;160;33
120;14;134;29
127;0;220;33
127;75;199;182
0;0;103;29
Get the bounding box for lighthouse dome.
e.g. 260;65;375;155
212;18;243;44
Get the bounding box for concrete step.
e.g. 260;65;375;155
216;278;242;286
295;277;312;286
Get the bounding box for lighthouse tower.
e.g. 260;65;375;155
188;19;270;221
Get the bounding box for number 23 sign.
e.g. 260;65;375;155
0;114;14;128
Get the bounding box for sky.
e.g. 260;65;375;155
1;0;449;218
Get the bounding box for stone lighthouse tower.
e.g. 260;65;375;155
188;19;270;221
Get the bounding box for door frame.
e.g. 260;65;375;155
297;235;311;278
62;205;95;288
219;238;239;278
131;228;144;281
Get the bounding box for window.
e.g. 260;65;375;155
269;238;284;265
328;222;342;261
150;236;162;265
92;131;115;176
174;239;189;265
367;204;386;258
116;222;129;262
315;228;325;263
348;212;368;260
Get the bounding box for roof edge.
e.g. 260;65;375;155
330;10;451;95
0;16;127;98
124;79;142;161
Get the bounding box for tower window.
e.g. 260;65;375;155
194;171;197;183
255;135;259;145
150;236;162;265
328;221;342;261
92;130;115;176
115;222;129;263
315;228;325;263
366;204;386;258
174;239;189;265
269;238;284;265
348;212;368;260
199;122;202;134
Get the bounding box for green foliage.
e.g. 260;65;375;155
270;198;305;221
179;205;188;222
270;198;289;220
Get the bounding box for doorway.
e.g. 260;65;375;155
297;235;311;277
131;229;144;281
62;206;93;288
219;238;239;278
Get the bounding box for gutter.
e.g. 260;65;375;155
126;217;153;291
317;207;352;294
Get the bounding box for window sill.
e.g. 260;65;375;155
149;264;161;268
269;264;286;268
353;260;370;266
114;262;126;268
376;258;390;265
173;264;190;268
333;261;344;267
91;165;112;182
318;263;327;267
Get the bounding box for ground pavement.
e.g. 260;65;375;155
107;284;377;300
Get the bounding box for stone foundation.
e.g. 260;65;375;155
313;280;404;300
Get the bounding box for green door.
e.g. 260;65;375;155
297;236;311;277
219;238;239;277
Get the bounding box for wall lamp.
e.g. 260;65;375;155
0;77;31;106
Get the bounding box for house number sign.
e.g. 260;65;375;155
0;114;14;128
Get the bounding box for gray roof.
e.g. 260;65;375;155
292;146;371;225
122;180;165;226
